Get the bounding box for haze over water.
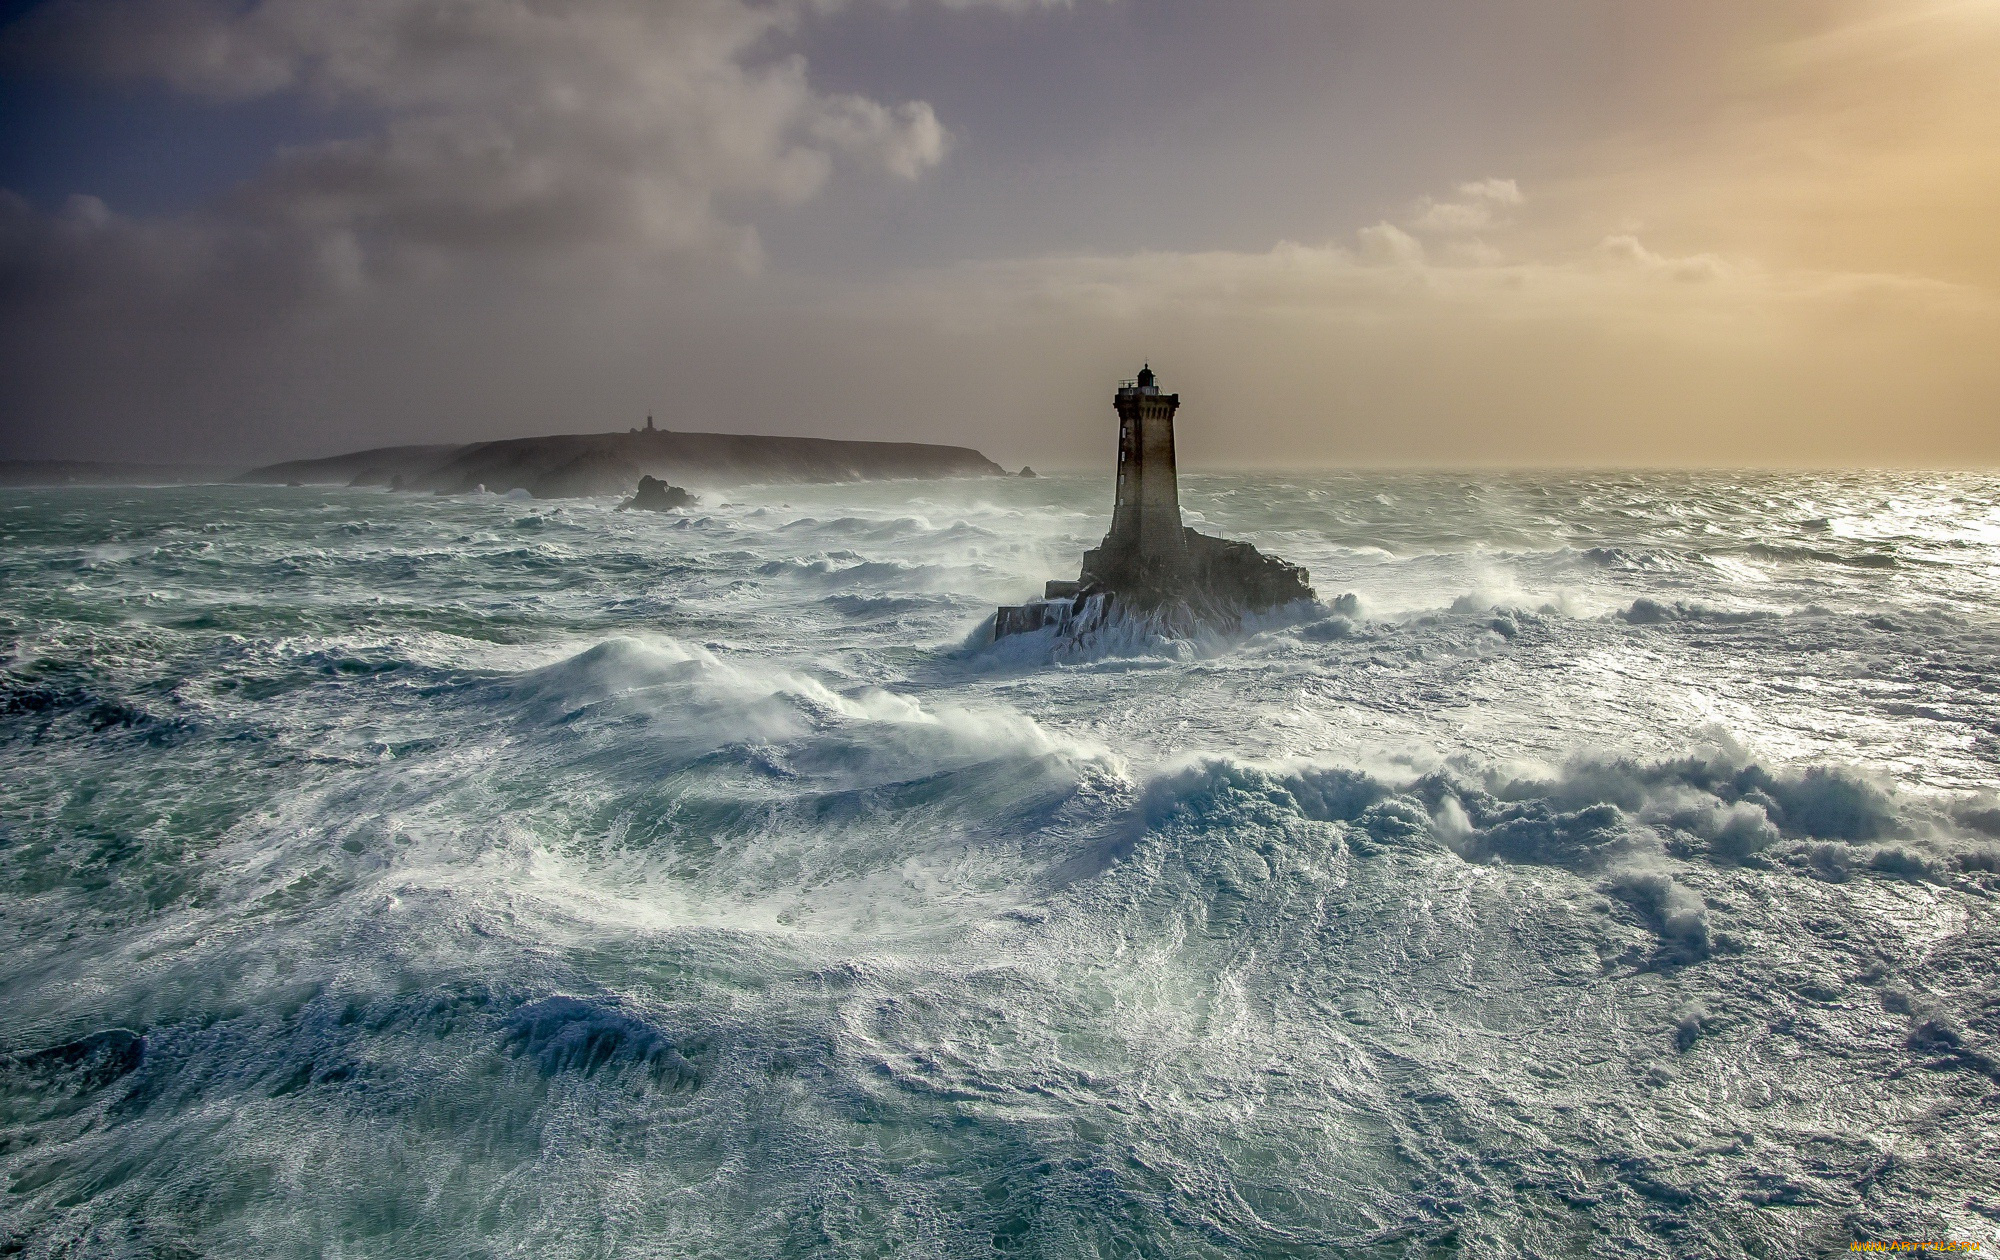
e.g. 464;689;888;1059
4;470;1998;1256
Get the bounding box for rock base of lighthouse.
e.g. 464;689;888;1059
995;527;1314;643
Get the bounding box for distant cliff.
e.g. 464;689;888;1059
238;431;1007;497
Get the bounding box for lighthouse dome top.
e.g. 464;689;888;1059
1118;364;1162;396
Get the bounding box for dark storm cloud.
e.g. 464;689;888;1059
8;0;950;266
0;0;985;461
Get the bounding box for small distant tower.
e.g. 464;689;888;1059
645;415;656;433
1103;364;1187;580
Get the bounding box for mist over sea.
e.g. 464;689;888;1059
3;471;1997;1257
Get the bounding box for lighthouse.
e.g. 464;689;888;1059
1084;364;1191;593
1107;365;1187;567
992;364;1312;640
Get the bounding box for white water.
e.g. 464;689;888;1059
2;472;1998;1257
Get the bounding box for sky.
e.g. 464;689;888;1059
1;0;1996;469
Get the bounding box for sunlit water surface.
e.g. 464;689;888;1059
3;471;1998;1257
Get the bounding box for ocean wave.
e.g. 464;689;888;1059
1723;542;1902;569
1616;597;1778;624
754;556;978;591
1131;744;1981;955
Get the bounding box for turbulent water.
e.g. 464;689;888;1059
3;471;1999;1258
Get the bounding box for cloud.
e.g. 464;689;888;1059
1597;235;1731;283
879;227;1991;331
809;96;950;181
807;205;2000;466
1559;0;2000;292
1456;178;1522;206
8;0;963;274
1356;221;1424;266
1411;200;1491;234
1410;177;1523;234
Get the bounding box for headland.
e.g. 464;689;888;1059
239;427;1006;497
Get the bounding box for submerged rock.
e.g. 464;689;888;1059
619;475;696;512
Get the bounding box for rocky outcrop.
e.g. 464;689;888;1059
1070;525;1312;612
1183;530;1315;613
1004;527;1313;643
619;476;695;512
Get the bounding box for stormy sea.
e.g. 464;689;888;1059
3;470;1997;1258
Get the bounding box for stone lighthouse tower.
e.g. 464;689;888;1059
1096;364;1187;587
992;363;1314;639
